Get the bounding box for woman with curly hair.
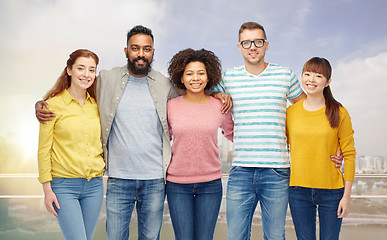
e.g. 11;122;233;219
166;48;234;239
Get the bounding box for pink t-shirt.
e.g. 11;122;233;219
167;96;234;183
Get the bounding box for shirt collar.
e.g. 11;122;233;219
62;89;94;105
85;91;94;104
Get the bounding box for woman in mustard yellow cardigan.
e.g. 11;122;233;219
286;57;356;240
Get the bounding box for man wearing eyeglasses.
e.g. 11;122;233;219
212;21;344;239
212;21;305;239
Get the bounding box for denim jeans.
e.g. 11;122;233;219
106;178;165;240
166;179;222;240
226;167;289;240
51;177;104;240
289;186;344;240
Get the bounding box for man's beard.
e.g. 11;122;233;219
127;55;153;75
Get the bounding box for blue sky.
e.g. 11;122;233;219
0;0;386;159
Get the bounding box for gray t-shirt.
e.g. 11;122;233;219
107;74;163;179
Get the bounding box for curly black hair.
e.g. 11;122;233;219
168;48;222;90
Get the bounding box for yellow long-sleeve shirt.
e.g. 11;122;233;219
37;89;105;183
286;99;356;189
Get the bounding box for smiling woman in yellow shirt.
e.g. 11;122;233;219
38;89;104;182
286;57;356;240
37;49;105;240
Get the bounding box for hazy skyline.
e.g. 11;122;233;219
0;0;386;168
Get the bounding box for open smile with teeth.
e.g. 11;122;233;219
190;83;202;88
306;83;317;88
80;79;91;83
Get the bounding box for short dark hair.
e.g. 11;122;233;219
239;22;267;40
168;48;222;90
126;25;154;44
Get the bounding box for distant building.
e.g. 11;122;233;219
352;180;367;193
356;155;387;174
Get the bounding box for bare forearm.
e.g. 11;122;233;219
42;181;52;193
343;180;353;199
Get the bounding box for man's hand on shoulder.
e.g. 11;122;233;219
211;92;233;114
35;100;55;124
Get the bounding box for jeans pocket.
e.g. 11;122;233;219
229;166;240;175
271;168;290;178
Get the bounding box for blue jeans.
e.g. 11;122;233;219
226;167;289;240
51;177;104;240
289;186;344;240
106;178;165;240
166;179;222;240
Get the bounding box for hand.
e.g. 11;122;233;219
42;182;60;217
337;195;350;218
35;100;55;124
212;92;233;113
331;149;344;168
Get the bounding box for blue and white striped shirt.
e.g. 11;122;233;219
212;63;303;168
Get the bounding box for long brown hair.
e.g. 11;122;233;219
44;49;99;100
303;57;342;128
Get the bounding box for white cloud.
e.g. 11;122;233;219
332;52;387;156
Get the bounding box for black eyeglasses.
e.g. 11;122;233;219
239;39;266;49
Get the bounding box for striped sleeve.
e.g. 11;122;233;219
288;70;303;100
211;72;227;94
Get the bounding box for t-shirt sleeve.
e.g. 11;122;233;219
288;70;303;100
210;72;227;94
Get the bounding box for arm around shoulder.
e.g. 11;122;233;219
37;100;56;184
211;92;233;113
289;92;306;104
35;100;55;124
221;108;234;142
